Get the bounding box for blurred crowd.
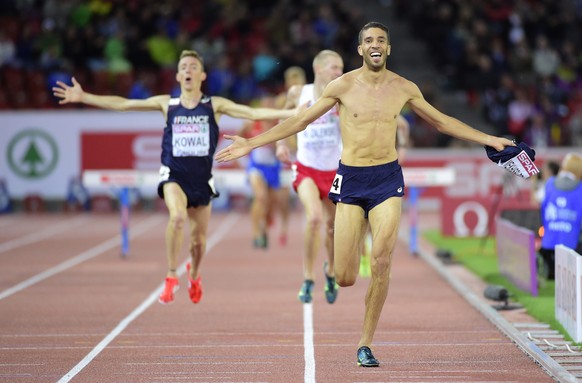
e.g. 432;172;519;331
0;0;364;109
2;0;582;149
394;0;582;148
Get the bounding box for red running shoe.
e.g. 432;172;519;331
158;277;179;304
186;263;203;304
279;233;287;247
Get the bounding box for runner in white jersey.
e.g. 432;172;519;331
295;84;343;170
276;50;344;304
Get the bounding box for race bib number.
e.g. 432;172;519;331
329;174;342;194
172;124;210;157
159;165;170;182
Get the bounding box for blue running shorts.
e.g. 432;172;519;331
157;166;219;208
328;160;405;218
247;162;282;189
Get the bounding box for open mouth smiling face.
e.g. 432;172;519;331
370;52;382;62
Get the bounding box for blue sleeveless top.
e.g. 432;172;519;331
541;176;582;250
161;95;219;181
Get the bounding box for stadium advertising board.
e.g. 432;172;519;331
495;216;538;296
555;245;582;342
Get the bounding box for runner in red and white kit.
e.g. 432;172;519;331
276;50;344;304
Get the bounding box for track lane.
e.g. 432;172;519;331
0;210;558;382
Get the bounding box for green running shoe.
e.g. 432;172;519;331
253;233;268;249
298;279;314;303
323;261;338;304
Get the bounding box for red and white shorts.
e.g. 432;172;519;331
292;161;337;200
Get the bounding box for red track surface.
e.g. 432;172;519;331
0;209;555;382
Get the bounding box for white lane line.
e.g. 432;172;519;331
57;213;240;383
303;303;316;383
0;215;163;301
0;216;91;255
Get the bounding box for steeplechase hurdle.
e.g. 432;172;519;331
403;167;456;256
83;167;454;258
82;169;256;257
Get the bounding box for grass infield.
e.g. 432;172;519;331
423;230;579;345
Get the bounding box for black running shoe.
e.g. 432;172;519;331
298;279;314;303
323;261;338;304
357;346;379;367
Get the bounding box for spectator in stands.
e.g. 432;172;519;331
508;38;535;86
52;49;297;306
206;55;235;97
103;31;132;74
539;153;582;279
313;4;340;48
566;87;582;146
82;25;107;72
146;26;178;69
507;88;534;141
230;59;260;104
394;1;581;150
0;31;15;67
128;70;155;99
252;41;278;83
532;35;560;79
0;0;364;113
483;74;515;136
523;112;551;149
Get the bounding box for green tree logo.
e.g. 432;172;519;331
7;129;59;179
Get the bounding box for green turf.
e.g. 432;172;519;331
423;230;576;344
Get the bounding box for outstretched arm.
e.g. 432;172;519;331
212;96;296;122
216;93;337;163
405;81;514;151
53;77;168;112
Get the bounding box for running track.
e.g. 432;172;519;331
0;209;556;382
